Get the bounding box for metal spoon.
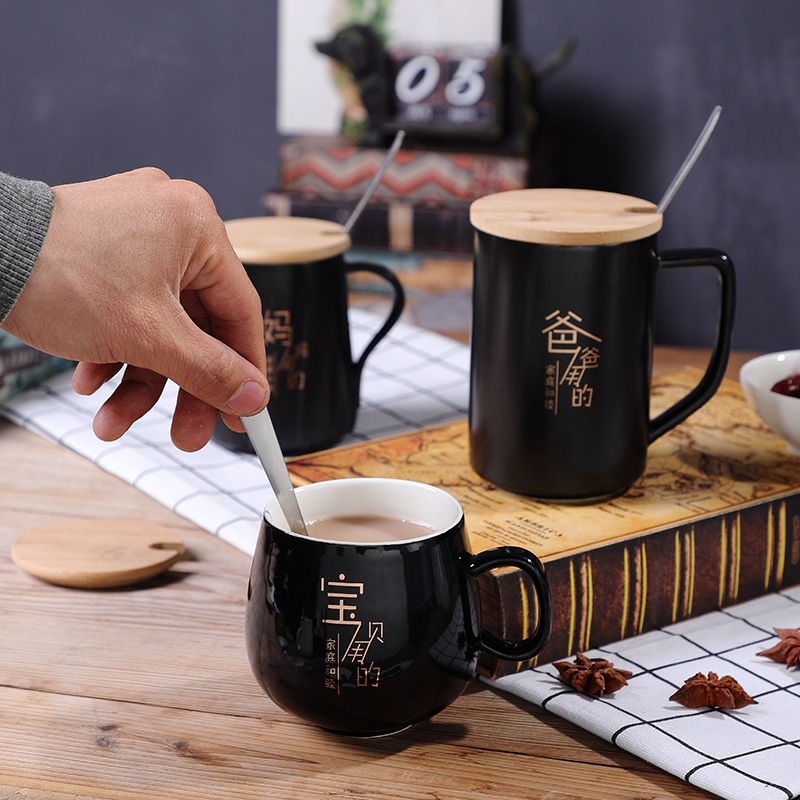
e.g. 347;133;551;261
243;408;308;536
341;129;405;235
656;105;722;214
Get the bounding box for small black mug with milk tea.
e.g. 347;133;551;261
245;478;552;736
213;217;405;455
469;189;735;501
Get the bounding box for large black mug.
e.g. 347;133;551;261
213;217;404;455
469;189;736;501
245;478;552;736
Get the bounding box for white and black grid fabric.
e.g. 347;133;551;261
490;585;800;800
0;309;470;555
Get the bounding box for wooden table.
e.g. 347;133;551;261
0;348;755;799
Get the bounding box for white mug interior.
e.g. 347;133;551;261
264;478;463;544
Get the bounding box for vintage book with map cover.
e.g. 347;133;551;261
287;370;800;678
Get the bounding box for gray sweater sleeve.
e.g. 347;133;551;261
0;172;54;323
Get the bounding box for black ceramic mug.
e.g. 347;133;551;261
213;217;405;455
245;477;552;736
469;189;736;501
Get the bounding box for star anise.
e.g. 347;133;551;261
756;628;800;668
553;652;633;696
669;672;757;709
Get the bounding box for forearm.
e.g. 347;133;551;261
0;171;54;323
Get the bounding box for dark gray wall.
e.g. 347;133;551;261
0;0;279;221
1;1;798;353
518;2;800;354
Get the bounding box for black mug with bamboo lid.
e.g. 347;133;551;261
469;188;736;501
213;217;405;456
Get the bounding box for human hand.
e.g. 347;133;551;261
2;168;268;451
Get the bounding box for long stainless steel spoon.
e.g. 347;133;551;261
656;105;722;214
243;408;308;536
341;129;405;235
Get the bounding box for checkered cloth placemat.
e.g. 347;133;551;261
0;309;470;554
489;586;800;800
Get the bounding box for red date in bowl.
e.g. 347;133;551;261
772;374;800;398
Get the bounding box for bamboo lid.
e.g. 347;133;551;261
11;519;185;589
224;217;351;265
470;188;662;246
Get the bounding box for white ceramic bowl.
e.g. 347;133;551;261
740;350;800;455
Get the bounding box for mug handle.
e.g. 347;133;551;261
343;261;406;378
649;248;736;443
461;546;553;662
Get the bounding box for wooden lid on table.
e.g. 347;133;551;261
225;217;351;265
470;188;663;246
11;519;185;589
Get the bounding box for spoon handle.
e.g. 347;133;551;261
243;410;308;536
656;105;722;215
341;129;405;236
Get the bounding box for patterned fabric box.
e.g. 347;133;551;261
279;136;528;207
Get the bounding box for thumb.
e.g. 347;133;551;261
164;312;270;416
146;322;268;451
96;308;270;450
168;324;268;450
76;320;270;451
